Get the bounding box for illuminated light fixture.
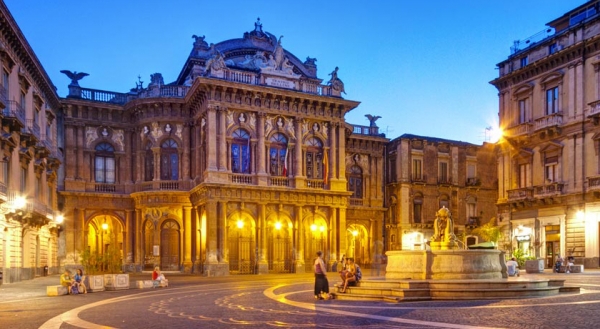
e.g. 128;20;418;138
352;229;358;237
101;222;108;230
576;210;585;221
237;219;244;229
14;196;27;210
275;222;282;230
319;226;325;232
55;215;64;224
310;224;317;231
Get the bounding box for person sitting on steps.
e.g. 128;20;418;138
340;258;357;293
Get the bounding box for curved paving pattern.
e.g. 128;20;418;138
38;276;600;329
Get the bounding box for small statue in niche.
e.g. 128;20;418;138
312;122;320;132
101;128;109;137
277;117;284;129
165;124;172;133
239;113;246;123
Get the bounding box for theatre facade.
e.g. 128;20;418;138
59;21;388;275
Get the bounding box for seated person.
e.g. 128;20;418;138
506;257;520;277
73;269;87;294
338;257;349;282
60;270;74;294
152;266;168;287
340;258;357;293
566;256;575;273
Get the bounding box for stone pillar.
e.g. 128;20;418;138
134;209;143;269
203;200;228;276
207;107;218;171
194;206;202;273
294;205;305;273
330;123;338;180
330;208;338;263
76;123;84;180
182;119;191;180
218;107;227;171
65;122;75;180
257;113;267;185
153;147;160;181
330;123;347;191
257;203;268;273
294;118;304;187
218;201;229;264
183;206;193;273
124;210;134;266
338;208;347;258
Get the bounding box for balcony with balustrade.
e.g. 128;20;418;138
533;182;564;198
268;176;291;187
588;176;600;190
2;100;25;131
534;112;563;132
504;122;533;138
507;187;534;201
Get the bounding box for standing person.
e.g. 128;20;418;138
73;269;87;294
60;270;74;294
341;258;357;293
314;251;329;300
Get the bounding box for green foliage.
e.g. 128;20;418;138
511;249;537;268
80;249;100;275
471;219;503;245
80;230;122;274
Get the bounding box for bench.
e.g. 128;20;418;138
136;280;154;289
559;265;584;273
47;285;68;296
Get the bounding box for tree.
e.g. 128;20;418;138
471;219;503;247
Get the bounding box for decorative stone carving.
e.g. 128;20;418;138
165;124;172;133
112;129;125;151
239;112;246;123
176;124;183;140
322;122;328;139
151;122;163;140
285;117;295;139
140;126;149;141
85;126;98;148
302;120;309;138
312;122;320;133
265;115;273;137
327;66;346;94
248;113;256;131
227;110;234;129
101;128;109;138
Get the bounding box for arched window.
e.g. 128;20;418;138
231;129;251;174
348;165;363;198
305;137;323;179
269;133;288;176
160;139;179;180
95;142;115;183
144;142;154;181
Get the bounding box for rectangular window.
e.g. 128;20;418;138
412;159;422;180
413;202;422;224
549;43;557;54
389;158;397;182
546;87;559;115
519;163;530;188
519;99;529;123
520;56;528;67
20;167;27;193
1;69;8;95
545;155;558;183
439;161;448;183
467;164;476;179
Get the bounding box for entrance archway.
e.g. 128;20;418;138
267;216;292;273
85;215;125;272
347;223;368;267
228;215;256;274
160;220;180;271
304;216;328;272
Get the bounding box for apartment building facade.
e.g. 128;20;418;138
0;2;62;283
491;0;600;268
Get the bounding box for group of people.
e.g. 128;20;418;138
60;269;87;294
313;252;363;300
554;254;575;273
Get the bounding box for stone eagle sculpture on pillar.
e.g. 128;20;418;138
365;114;381;127
60;70;89;87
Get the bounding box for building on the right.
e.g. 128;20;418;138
491;0;600;269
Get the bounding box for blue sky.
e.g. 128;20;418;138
4;0;584;143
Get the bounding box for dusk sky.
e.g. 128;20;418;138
4;0;583;144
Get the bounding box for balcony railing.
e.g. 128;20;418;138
534;112;563;131
534;182;564;197
231;174;254;185
137;180;191;192
466;177;480;186
349;198;364;206
3;100;26;123
268;177;290;187
504;122;533;138
589;100;600;117
305;179;324;189
0;84;7;106
588;176;600;190
26;119;41;138
507;187;533;200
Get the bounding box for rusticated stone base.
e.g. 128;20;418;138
386;250;503;280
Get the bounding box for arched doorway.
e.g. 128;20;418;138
85;215;125;273
347;223;368;267
304;215;327;272
228;216;256;274
160;220;180;271
267;216;292;273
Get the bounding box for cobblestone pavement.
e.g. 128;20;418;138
1;270;600;328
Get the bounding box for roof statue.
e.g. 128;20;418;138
365;114;381;127
327;67;346;94
254;17;263;33
60;70;89;87
192;34;208;48
273;35;285;70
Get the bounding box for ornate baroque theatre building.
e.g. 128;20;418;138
492;0;600;269
58;20;388;275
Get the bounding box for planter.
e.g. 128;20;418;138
525;259;545;273
84;275;105;292
104;273;130;290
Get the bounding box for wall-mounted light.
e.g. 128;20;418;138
274;222;282;230
237;219;244;229
55;214;64;224
310;224;317;231
101;222;108;230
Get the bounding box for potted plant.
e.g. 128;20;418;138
80;249;105;292
102;230;130;291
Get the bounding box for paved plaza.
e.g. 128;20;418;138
1;269;600;329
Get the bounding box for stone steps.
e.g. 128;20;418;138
331;278;577;302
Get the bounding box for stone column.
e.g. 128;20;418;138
153;147;160;181
203;200;227;276
294;118;304;187
338;208;347;258
330;207;338;262
257;113;267;185
294;205;305;273
183;206;193;273
218;201;228;264
218;107;227;171
64;122;75;180
194;206;202;272
124;210;134;265
257;203;268;273
182;119;191;180
134;208;142;266
330;123;338;180
206;108;218;171
76;123;84;180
